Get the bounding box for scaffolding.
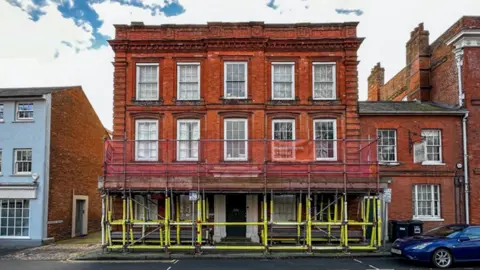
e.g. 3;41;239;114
100;138;383;253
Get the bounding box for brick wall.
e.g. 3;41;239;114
47;87;108;240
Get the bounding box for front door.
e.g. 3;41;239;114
226;194;246;237
75;200;85;236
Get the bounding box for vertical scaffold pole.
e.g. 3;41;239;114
327;198;331;241
197;195;202;248
122;196;126;250
306;193;312;252
297;191;302;244
270;190;273;247
129;194;134;245
263;194;268;251
101;194;105;246
164;192;169;250
176;196;180;244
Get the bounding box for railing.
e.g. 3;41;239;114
104;139;379;178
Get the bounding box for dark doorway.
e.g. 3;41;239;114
226;194;246;237
75;200;86;236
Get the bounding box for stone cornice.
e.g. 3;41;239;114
108;38;363;53
446;29;480;49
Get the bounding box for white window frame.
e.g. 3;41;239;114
413;184;442;220
272;195;296;221
271;62;295;100
377;129;397;163
0;104;4;122
177;62;201;101
313;119;337;161
312;62;336;100
14;149;32;175
136;63;159;101
176;119;200;161
421;129;443;165
224;119;248;161
16;103;34;121
135;119;159;161
0;199;30;239
272;119;296;161
224;62;248;99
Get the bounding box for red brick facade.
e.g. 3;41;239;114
47;87;108;240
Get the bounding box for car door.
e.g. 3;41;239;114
453;227;480;262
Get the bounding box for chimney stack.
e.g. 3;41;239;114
368;62;385;101
406;23;431;101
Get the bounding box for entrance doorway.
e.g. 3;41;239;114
226;194;246;237
72;195;89;237
75;200;86;236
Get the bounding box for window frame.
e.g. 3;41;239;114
176;119;200;161
135;63;159;101
16;102;34;121
13;149;32;175
223;61;248;99
271;62;295;100
177;62;201;101
224;118;248;161
312;62;337;100
413;184;441;220
421;129;443;165
0;199;30;239
135;119;159;161
272;119;296;161
0;149;2;175
313;119;337;161
377;129;397;163
0;104;4;122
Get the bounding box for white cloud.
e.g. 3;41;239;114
1;0;480;130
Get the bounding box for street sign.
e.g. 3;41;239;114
189;191;198;201
384;188;392;203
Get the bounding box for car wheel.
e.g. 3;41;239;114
432;248;453;268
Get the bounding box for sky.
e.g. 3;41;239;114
1;0;480;129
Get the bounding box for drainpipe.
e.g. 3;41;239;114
455;48;465;107
462;112;470;224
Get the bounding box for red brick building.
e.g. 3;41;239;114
367;17;480;226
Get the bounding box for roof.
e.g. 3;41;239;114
359;101;467;115
0;86;80;97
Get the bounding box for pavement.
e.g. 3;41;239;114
1;257;480;269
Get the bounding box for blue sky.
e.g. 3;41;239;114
1;0;479;128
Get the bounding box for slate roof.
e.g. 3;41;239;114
0;86;80;97
359;101;466;115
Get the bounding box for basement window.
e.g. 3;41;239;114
177;63;200;100
272;62;295;100
224;62;247;99
14;149;32;174
314;119;337;161
0;200;30;237
313;62;336;100
16;103;33;121
412;184;441;220
136;63;159;101
177;119;200;161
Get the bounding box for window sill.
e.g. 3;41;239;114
9;174;33;177
0;236;31;240
421;162;446;166
412;217;444;222
379;162;400;166
12;120;34;123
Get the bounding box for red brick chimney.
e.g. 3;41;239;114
405;23;431;101
367;62;384;101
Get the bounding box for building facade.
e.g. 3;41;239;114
0;86;107;246
367;16;480;225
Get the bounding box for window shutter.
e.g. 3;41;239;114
414;141;425;163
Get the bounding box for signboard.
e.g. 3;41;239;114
189;191;198;201
384;188;392;203
47;220;63;225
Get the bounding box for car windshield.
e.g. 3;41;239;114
423;225;465;238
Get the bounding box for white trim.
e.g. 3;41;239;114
313;119;337;161
136;63;159;101
135;119;159;161
72;195;89;238
0;199;31;238
0;186;37;199
312;62;336;100
213;195;226;242
446;29;480;47
272;119;296;161
42;93;52;239
224;119;248;161
377;129;397;163
412;217;445;222
15;102;34;121
246;195;259;242
271;62;295;100
13;148;32;175
421;129;443;164
177;62;201;101
413;184;441;219
224;61;248;99
176;119;200;161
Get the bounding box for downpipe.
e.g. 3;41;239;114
463;112;470;224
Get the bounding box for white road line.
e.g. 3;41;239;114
166;267;171;270
353;259;363;264
174;259;179;264
368;265;379;270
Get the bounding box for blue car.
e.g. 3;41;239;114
391;224;480;268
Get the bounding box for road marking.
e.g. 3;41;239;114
174;259;179;264
368;265;379;270
64;259;175;264
353;259;363;264
166;267;171;270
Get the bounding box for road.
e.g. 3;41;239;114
1;258;480;270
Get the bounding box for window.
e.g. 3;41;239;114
0;199;30;237
14;149;32;174
0;104;3;122
177;63;200;100
377;129;397;162
177;120;200;161
413;185;440;219
273;195;296;221
224;119;248;161
312;62;336;100
414;130;442;164
134;195;158;221
224;62;247;98
0;149;2;174
179;195;192;220
272;120;295;161
272;62;295;100
462;227;480;240
16;103;33;121
136;64;159;100
314;120;337;160
135;120;158;161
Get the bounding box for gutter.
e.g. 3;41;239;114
359;111;467;115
